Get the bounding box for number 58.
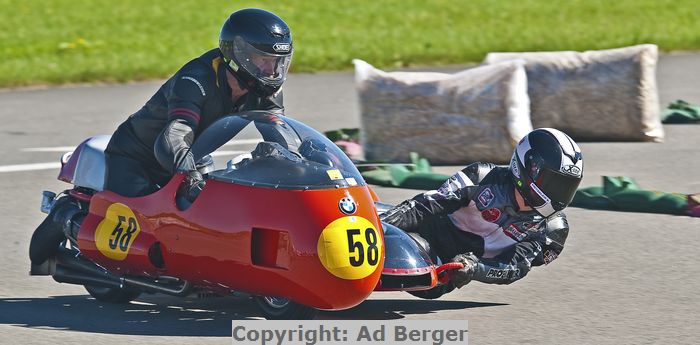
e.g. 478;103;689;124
346;228;379;267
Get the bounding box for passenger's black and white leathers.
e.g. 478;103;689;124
381;162;569;285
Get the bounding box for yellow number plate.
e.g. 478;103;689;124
317;216;383;280
94;203;141;261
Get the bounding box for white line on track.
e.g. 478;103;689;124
21;146;76;152
1;150;249;173
0;162;61;173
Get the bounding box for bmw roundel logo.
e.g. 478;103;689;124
339;197;357;215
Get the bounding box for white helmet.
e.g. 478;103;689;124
510;128;583;217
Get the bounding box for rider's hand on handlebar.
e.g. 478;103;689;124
448;253;479;288
179;170;206;203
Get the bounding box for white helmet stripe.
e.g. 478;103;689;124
542;128;581;158
540;128;582;171
516;135;531;166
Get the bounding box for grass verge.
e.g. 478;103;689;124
1;0;699;87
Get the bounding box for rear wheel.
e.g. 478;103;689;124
85;285;141;303
253;296;318;320
29;196;76;265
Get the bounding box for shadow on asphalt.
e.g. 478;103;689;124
318;299;507;320
0;294;506;336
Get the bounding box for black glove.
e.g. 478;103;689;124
179;170;206;202
449;253;479;288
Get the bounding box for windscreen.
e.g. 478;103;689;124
190;111;365;190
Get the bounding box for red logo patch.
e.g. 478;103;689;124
481;208;501;222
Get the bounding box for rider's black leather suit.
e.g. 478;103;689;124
105;48;283;197
381;163;570;285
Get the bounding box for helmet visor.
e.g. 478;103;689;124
534;168;581;209
233;38;292;86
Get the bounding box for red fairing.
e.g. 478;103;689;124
77;174;384;310
58;138;90;184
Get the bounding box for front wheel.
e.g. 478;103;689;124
85;285;141;303
253;296;318;320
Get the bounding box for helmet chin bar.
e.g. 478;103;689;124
529;183;556;217
534;201;556;218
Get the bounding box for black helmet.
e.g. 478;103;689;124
219;8;293;97
510;128;583;217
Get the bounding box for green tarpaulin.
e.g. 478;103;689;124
359;152;449;190
662;100;700;124
571;176;688;215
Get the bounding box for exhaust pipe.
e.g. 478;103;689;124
122;276;192;296
52;247;192;297
53;264;123;289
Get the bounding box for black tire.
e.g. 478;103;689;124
408;283;455;300
253;296;318;320
29;215;66;265
85;285;141;303
29;196;78;265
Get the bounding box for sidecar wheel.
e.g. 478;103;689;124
254;296;318;320
85;285;141;303
408;283;455;300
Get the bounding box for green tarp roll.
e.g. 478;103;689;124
572;176;688;215
662;100;700;124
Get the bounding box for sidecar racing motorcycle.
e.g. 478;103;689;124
29;111;460;319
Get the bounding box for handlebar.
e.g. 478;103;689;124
435;262;465;284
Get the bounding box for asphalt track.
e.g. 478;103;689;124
1;53;699;345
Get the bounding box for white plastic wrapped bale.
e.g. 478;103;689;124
354;59;532;164
484;44;663;142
